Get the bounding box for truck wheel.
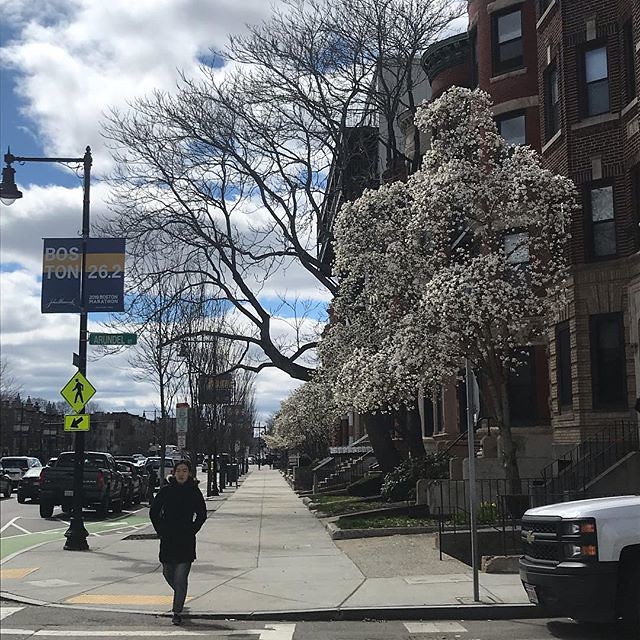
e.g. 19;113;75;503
620;556;640;633
39;502;54;518
111;491;123;514
96;496;108;518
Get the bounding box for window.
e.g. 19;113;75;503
544;63;560;138
497;112;526;145
508;347;536;425
582;46;609;117
586;184;616;257
556;322;572;410
623;20;636;104
589;313;627;409
504;231;530;264
493;8;524;75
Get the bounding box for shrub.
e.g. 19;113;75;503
347;474;383;497
478;501;498;525
381;453;448;502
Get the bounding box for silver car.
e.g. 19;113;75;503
0;456;42;488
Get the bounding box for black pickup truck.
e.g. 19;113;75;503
38;451;125;518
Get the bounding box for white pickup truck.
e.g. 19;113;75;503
519;495;640;631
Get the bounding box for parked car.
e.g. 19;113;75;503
17;466;43;503
520;495;640;631
0;472;12;498
116;460;144;506
144;457;175;488
38;451;125;518
0;456;42;488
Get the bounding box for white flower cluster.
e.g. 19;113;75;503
320;87;577;413
268;380;340;450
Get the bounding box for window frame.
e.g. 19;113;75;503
555;321;572;411
544;61;561;139
492;6;524;76
589;312;627;410
496;110;527;146
584;181;617;259
580;43;610;118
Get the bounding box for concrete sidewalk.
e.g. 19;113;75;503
0;468;534;619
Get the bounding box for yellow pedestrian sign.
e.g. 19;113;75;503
64;414;90;432
61;370;96;413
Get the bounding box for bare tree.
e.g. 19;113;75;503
0;357;22;401
101;0;464;383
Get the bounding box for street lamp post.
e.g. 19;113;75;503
1;147;92;551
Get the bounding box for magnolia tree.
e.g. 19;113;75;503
323;87;577;488
266;381;340;458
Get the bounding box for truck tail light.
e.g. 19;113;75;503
96;470;105;490
39;469;46;487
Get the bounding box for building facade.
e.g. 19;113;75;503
422;0;639;463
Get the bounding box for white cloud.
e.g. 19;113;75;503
0;0;314;422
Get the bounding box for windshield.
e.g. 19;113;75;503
1;458;29;469
56;453;109;469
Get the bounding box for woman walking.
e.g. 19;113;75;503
150;459;206;625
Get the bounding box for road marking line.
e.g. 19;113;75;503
404;621;468;633
11;523;32;535
0;567;39;579
65;594;178;605
0;606;24;621
0;626;296;637
0;517;20;534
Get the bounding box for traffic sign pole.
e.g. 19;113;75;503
65;148;92;552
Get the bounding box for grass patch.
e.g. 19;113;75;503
310;494;356;505
316;499;392;517
337;515;437;529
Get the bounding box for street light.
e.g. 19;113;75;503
1;146;92;551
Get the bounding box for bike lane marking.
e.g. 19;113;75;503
1;514;152;562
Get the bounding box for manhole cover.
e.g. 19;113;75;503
123;533;158;540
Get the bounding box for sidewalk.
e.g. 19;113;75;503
0;468;534;620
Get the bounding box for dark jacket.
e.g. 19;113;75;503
149;477;207;563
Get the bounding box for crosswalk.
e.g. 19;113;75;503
0;607;474;638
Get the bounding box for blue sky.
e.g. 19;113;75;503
0;0;314;421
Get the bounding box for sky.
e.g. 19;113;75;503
0;0;314;422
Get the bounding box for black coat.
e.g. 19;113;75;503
149;477;207;563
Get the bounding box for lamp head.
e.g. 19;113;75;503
0;161;23;206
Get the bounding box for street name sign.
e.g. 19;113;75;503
89;332;137;346
60;370;96;413
64;414;90;432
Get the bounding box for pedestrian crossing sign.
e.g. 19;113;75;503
64;414;90;432
60;370;96;413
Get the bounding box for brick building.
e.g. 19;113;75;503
422;0;639;463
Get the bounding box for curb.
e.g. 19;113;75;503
0;592;545;621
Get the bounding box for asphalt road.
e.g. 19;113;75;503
0;492;150;561
0;604;629;639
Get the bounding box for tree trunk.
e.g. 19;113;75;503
363;412;400;473
485;372;521;494
405;401;426;458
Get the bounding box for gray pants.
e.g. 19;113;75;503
162;562;192;614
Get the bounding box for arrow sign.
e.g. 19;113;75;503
64;414;90;432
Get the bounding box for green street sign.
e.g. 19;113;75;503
89;332;137;346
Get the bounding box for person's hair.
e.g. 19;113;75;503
173;459;192;473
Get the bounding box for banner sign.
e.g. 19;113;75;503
199;374;233;404
42;238;126;313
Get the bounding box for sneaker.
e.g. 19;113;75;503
171;613;182;625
